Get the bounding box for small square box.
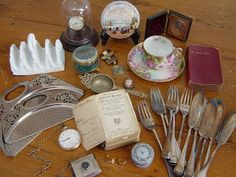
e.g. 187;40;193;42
71;154;101;177
145;10;192;41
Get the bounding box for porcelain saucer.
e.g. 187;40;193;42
127;43;185;82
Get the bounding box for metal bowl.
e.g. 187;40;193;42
90;74;116;93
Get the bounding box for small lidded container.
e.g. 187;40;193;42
131;143;155;168
72;45;98;73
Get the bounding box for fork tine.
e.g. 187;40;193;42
175;85;178;101
182;88;189;104
176;85;179;103
167;85;172;101
173;85;177;101
186;88;190;105
140;101;147;120
142;100;151;119
153;88;161;107
151;88;157;103
137;101;144;122
171;86;174;99
189;89;194;105
170;85;174;101
180;88;186;105
150;88;154;105
172;85;176;101
156;87;165;106
140;101;145;117
184;88;189;105
155;87;162;103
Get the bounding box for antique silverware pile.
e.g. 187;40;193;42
137;85;236;177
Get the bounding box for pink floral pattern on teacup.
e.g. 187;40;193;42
167;54;175;64
146;60;155;68
143;52;178;70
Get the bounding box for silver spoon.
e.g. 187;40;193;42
202;99;224;166
196;110;236;177
194;99;218;175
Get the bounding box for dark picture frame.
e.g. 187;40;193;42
144;10;192;41
166;10;192;41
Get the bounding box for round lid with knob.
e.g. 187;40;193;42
131;143;155;168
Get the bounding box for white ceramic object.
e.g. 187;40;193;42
143;35;182;69
101;1;140;39
144;36;174;57
10;33;65;75
127;43;185;82
131;143;155;168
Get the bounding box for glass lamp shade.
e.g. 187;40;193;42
60;0;99;52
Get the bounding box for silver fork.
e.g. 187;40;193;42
138;100;177;177
150;87;169;137
177;88;193;146
163;85;180;163
137;100;163;151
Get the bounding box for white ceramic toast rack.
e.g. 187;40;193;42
10;33;65;75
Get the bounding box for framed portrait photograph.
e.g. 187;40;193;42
166;10;192;41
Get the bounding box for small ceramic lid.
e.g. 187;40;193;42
143;35;174;57
73;45;98;66
101;1;140;39
131;143;154;168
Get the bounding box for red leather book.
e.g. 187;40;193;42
187;45;223;91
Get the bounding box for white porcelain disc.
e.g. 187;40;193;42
101;1;140;39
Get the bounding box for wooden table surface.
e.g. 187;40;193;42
0;0;236;177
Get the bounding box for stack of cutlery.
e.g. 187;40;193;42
137;85;236;177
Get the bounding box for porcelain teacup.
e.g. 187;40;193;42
143;35;182;70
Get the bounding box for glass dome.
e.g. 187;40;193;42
60;0;99;51
61;0;92;28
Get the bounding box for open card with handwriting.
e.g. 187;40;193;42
73;89;141;151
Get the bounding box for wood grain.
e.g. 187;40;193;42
0;0;236;177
